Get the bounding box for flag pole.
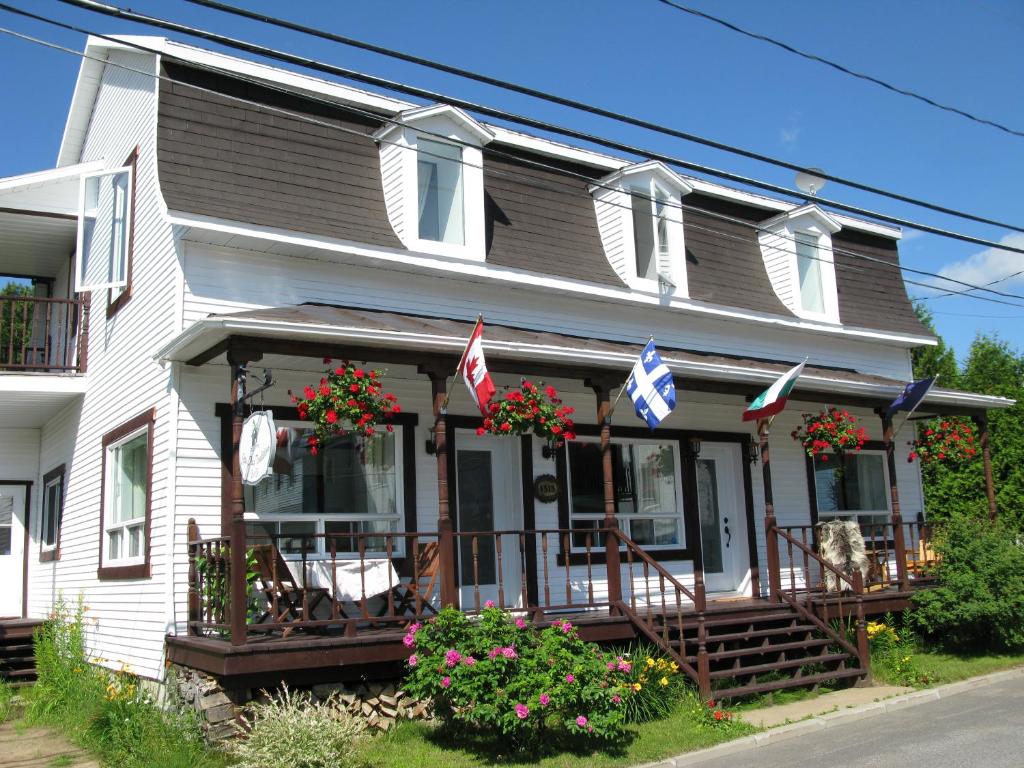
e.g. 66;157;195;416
442;314;483;410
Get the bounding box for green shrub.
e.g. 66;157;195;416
402;606;634;751
908;514;1024;652
0;678;13;724
615;643;687;723
231;684;364;768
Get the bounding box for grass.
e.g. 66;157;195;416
357;703;756;768
48;756;74;767
0;678;14;724
913;649;1024;685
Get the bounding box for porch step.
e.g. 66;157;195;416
704;637;833;662
708;652;850;680
713;667;866;700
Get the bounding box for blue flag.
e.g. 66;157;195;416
885;377;936;421
626;340;676;428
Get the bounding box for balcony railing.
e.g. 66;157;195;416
0;296;86;373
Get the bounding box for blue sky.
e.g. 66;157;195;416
1;0;1022;363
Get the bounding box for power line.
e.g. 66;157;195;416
4;19;1024;318
654;0;1024;140
45;0;1024;256
177;0;1024;235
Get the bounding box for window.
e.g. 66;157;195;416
566;438;684;549
630;186;669;282
0;495;11;556
40;465;65;561
76;162;134;294
99;409;154;579
417;139;464;245
244;423;407;557
813;451;889;531
795;234;825;314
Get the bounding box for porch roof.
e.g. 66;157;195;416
155;303;1012;415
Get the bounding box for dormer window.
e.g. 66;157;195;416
590;162;692;295
757;204;841;323
375;104;493;261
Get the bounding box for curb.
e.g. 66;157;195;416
639;666;1024;768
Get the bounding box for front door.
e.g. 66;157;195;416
454;432;522;609
695;443;751;594
0;486;26;617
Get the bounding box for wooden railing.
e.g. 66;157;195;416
0;296;86;373
614;530;707;695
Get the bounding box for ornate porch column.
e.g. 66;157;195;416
424;367;459;608
973;414;998;522
879;411;910;591
588;378;622;608
758;419;782;601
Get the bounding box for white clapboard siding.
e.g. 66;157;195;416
24;50;183;680
378;140;406;241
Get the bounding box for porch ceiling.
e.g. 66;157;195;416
0;374;87;428
155;303;1013;414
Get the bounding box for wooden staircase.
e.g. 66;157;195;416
0;619;42;686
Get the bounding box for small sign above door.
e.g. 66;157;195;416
533;474;560;504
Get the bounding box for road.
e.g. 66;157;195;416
695;675;1024;768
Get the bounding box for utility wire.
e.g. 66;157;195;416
44;0;1024;256
4;19;1024;317
178;0;1024;234
654;0;1024;140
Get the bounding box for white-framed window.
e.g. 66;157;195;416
590;161;692;295
244;422;407;558
76;165;133;293
813;451;890;532
795;232;826;314
566;437;686;550
0;495;12;557
104;429;149;564
41;468;64;553
374;104;493;261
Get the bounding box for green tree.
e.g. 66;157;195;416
912;304;960;385
0;281;35;367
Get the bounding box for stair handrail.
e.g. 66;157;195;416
774;525;860;595
613;531;701;607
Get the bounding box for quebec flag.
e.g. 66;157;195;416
626;340;676;429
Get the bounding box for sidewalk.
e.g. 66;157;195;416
0;720;98;767
742;683;913;728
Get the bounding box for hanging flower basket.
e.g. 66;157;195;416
289;358;402;454
478;380;576;448
790;408;868;462
908;418;977;465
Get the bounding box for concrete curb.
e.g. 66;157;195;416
639;666;1024;768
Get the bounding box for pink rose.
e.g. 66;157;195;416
539;693;551;707
463;655;477;666
445;649;462;668
576;715;588;727
402;634;415;648
484;600;495;608
612;695;621;704
502;646;517;659
515;617;527;629
408;654;418;667
440;676;451;689
514;703;529;719
565;673;575;683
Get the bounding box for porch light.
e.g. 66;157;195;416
541;444;557;460
688;436;701;457
425;438;437;455
747;441;760;464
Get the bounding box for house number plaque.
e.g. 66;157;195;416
533;474;560;504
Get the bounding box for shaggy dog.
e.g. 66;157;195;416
817;520;868;592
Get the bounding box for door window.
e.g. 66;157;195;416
456;449;496;586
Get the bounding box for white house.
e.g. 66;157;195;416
0;35;1009;700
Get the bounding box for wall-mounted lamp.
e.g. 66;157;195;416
541;444;558;460
688;436;701;457
425;438;437;455
746;441;760;464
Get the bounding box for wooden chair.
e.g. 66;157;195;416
250;544;330;632
905;525;939;578
385;541;441;620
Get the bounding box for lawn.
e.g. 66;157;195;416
357;706;755;768
913;650;1024;685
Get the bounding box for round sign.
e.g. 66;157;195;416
533;473;560;504
239;411;278;485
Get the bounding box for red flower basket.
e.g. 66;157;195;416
290;358;402;454
790;408;868;462
908;418;978;465
478;380;576;448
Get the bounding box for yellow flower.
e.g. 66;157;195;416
670;662;679;672
659;676;669;687
646;657;655;667
632;683;642;692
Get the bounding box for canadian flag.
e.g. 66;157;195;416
458;317;497;416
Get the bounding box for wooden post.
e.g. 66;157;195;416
880;412;909;591
426;369;459;609
759;419;782;601
852;570;871;682
77;295;90;373
973;414;998;522
186;518;200;636
227;349;259;646
590;380;622;609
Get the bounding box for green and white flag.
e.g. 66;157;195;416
743;360;806;422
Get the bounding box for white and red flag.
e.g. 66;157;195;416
458;317;497;416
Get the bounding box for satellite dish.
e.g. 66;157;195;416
240;411;278;485
795;168;827;196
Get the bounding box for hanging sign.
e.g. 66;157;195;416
533;473;560;504
240;411;277;485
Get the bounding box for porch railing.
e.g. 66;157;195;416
0;296;87;373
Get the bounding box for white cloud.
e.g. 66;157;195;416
936;233;1024;291
779;126;800;146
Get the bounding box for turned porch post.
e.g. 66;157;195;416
227;349;259;646
590;379;623;609
879;411;910;591
759;418;782;601
427;369;459;608
973;414;998;522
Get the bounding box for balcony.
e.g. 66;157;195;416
0;295;86;373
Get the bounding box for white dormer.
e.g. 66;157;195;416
374;104;494;261
757;204;842;323
589;161;693;295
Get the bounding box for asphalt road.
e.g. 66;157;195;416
694;676;1024;768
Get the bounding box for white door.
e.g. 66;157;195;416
454;432;522;610
695;444;751;595
0;486;26;617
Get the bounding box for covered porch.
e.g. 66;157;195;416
160;304;1007;696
